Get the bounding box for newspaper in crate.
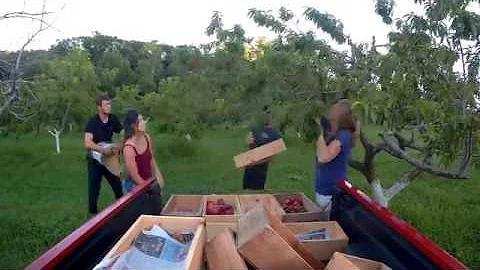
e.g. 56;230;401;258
93;225;193;270
296;228;329;241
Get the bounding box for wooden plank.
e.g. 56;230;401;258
187;224;205;270
325;252;360;270
342;253;392;270
233;139;286;168
237;207;313;269
265;208;325;269
205;228;247;270
326;252;392;270
103;151;121;177
238;194;285;219
237;207;270;248
206;222;237;242
238;227;313;270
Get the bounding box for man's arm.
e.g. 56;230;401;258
84;132;112;155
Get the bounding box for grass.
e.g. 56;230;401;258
0;127;479;268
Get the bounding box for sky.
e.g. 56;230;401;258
0;0;423;53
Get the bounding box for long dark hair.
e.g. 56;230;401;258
123;109;139;144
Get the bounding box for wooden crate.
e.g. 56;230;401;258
263;207;325;269
285;221;349;261
103;215;205;270
161;195;205;217
202;195;241;223
237;207;315;269
205;228;247;270
273;192;328;222
233;139;286;168
238;194;285;219
206;222;237;242
326;252;392;270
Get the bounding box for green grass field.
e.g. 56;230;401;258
0;127;479;268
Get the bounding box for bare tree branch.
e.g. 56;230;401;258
380;132;470;179
384;153;432;199
348;129;385;182
59;102;71;132
348;159;366;174
384;167;422;199
392;131;425;151
0;0;52;117
0;11;52;20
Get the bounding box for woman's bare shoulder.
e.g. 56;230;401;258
124;138;136;146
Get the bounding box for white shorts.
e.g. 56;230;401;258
315;193;332;212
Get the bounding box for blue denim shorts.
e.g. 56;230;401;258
122;179;137;194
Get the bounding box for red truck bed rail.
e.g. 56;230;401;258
337;180;467;270
26;179;158;270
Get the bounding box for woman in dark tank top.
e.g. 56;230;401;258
122;110;165;194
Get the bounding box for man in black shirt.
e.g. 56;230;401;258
243;108;281;190
84;95;123;214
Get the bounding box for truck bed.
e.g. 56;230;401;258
26;179;467;270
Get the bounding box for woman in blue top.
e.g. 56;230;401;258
315;100;357;215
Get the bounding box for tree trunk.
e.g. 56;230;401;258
49;129;61;154
35;122;41;137
370;179;389;207
54;132;60;154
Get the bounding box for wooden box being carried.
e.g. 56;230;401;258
102;215;205;270
202;194;241;223
274;192;328;222
233;139;286;168
161;195;205;217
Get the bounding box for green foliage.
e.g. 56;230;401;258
3;2;478;166
111;85;145;117
303;7;347;44
248;8;287;34
375;0;395;24
368;0;480;164
28;50;96;132
144;75;214;137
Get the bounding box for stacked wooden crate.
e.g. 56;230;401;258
99;193;391;270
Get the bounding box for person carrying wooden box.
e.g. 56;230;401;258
243;107;282;190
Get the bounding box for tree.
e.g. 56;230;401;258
33;49;97;152
0;0;54;119
246;7;350;137
96;51;134;96
344;0;480;206
248;4;479;207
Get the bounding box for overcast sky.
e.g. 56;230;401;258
0;0;427;52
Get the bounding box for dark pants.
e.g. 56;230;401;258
243;162;269;190
87;157;123;214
